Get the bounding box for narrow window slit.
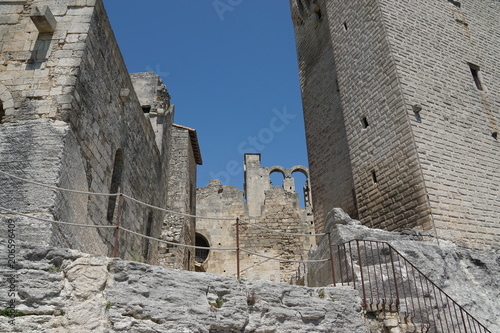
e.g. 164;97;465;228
371;170;378;184
468;64;483;90
315;8;322;21
143;211;153;260
107;149;124;224
362;116;369;128
0;101;4;124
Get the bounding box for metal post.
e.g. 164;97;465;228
112;193;123;258
356;240;367;308
388;247;400;308
236;217;240;279
327;232;336;286
460;308;468;333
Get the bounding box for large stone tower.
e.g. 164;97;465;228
289;0;500;250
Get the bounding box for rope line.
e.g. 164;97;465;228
0;168;324;238
0;169;118;197
0;206;116;229
118;226;237;251
122;194;234;221
240;249;330;263
239;218;326;237
2;207;327;263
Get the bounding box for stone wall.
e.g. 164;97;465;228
290;0;430;235
377;0;500;250
0;0;199;264
289;0;358;231
289;0;500;249
158;124;201;270
196;154;314;283
195;179;245;276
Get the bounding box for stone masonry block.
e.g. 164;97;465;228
30;6;57;33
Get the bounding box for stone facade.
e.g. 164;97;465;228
158;124;202;270
0;0;200;266
290;0;500;250
196;153;315;283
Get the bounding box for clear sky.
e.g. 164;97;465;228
102;0;308;191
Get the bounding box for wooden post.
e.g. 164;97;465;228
327;232;336;286
236;217;240;279
112;193;123;258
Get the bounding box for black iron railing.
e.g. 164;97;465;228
331;240;491;333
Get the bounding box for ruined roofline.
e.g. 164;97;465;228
173;123;202;165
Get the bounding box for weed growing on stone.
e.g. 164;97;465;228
317;289;325;298
209;296;224;309
54;309;65;316
0;308;24;317
48;265;63;273
105;301;114;311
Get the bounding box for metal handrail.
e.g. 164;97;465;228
333;239;491;333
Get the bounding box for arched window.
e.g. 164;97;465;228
107;149;124;224
269;169;285;188
143;211;153;260
195;233;210;263
291;171;308;208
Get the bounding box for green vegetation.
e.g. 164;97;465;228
209;296;224;309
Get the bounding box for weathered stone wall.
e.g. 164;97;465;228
290;0;430;235
130;72;172;151
376;0;500;250
240;187;311;283
290;0;500;249
67;0;168;262
0;0;197;264
158;125;200;270
289;0;358;231
196;179;245;276
0;243;368;333
196;155;314;283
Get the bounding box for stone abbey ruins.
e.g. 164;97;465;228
0;0;499;332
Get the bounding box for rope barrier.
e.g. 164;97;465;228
118;226;237;251
0;169;329;260
122;194;235;221
240;249;330;263
0;169;323;237
0;206;116;229
0;169;118;197
239;218;326;237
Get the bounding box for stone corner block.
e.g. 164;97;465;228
30;5;57;33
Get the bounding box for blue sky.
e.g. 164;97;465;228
103;1;308;191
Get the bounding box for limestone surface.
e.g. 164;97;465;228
0;242;368;332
